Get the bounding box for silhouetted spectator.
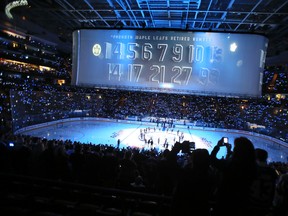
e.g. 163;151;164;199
155;145;180;195
0;141;10;173
37;139;57;179
248;148;278;215
100;147;119;187
81;145;102;186
69;143;85;182
172;149;215;216
210;137;257;216
273;172;288;216
53;143;71;181
117;150;138;189
10;136;32;175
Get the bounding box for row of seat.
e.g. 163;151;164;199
0;173;172;216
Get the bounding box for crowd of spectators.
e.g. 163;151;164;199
0;28;71;88
5;84;287;144
0;57;70;78
263;69;288;93
0;30;65;68
1;132;288;215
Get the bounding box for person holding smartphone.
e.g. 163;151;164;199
210;136;258;216
212;137;233;160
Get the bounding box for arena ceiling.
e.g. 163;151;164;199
1;0;288;58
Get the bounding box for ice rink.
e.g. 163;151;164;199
19;119;288;163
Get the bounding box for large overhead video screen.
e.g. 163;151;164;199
72;29;268;97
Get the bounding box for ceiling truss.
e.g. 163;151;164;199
1;0;288;56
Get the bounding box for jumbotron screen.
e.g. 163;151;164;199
72;29;268;97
